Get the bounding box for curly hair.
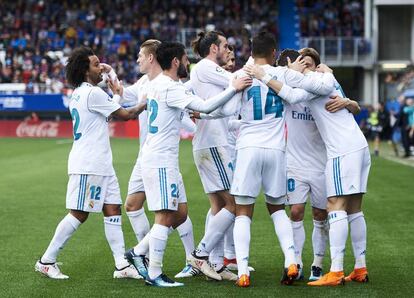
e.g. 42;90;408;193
66;46;95;87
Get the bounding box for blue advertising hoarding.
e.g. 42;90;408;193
0;94;69;112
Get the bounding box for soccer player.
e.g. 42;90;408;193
105;40;199;279
247;47;370;286
35;46;145;279
276;49;360;281
127;41;251;287
188;30;238;281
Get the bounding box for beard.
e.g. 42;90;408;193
177;62;188;78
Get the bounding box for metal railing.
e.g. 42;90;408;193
300;37;374;67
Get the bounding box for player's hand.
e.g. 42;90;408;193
316;63;333;73
232;76;252;91
325;95;350;113
288;55;306;73
100;63;113;73
189;111;201;119
108;78;123;96
243;64;265;80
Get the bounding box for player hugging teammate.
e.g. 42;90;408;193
35;30;370;289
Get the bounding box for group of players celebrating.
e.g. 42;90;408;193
35;30;370;288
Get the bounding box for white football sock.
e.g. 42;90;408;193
224;221;236;259
126;208;150;242
104;215;129;269
196;208;235;256
133;231;150;256
41;213;81;263
210;236;224;270
311;219;328;268
271;210;296;267
205;209;212;234
328;211;348;272
291;220;305;267
176;216;195;259
348;212;367;269
148;224;169;280
234;215;251;277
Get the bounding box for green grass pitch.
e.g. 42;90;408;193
0;138;413;297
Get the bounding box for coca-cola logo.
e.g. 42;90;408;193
16;121;59;137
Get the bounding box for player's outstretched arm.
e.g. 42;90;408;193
325;95;361;115
244;64;313;104
108;79;146;120
186;76;251;114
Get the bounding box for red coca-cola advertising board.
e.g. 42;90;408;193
0;120;140;138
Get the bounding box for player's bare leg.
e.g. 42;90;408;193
125;192;150;242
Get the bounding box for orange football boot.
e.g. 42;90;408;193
345;267;369;283
280;264;299;285
236;274;250;287
307;271;345;286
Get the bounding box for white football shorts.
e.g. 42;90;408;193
142;167;187;211
193;146;233;193
127;157;145;195
286;168;327;210
231;147;287;199
326;147;371;198
66;174;122;212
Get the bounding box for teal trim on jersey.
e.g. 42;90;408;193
77;174;87;210
77;175;84;210
335;83;346;98
210;148;230;190
265;89;284;118
337;158;343;195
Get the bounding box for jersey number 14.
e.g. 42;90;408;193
247;86;283;120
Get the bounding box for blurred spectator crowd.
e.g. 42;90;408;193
297;0;364;37
0;0;278;93
356;69;414;158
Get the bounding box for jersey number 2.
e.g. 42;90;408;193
148;99;158;134
70;108;82;140
247;86;283;120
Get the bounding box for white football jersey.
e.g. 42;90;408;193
68;82;121;175
122;75;150;147
236;65;289;151
306;72;368;158
285;102;326;172
140;74;198;168
190;58;232;150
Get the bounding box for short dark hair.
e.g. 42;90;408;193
277;49;300;66
191;30;225;58
299;47;321;66
156;42;186;70
66;46;95;87
252;31;277;59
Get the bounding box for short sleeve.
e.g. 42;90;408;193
165;83;197;110
88;87;121;117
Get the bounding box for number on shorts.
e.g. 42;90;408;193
70;108;82;140
287;178;295;192
148;99;158;134
171;183;179;198
90;185;101;200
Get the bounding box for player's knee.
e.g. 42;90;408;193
290;206;305;221
103;204;122;217
70;210;89;223
312;207;327;221
124;193;145;212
